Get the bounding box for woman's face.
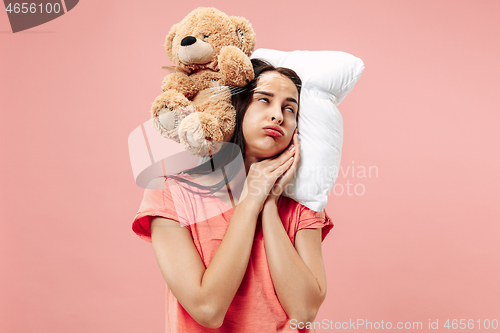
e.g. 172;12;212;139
242;71;299;161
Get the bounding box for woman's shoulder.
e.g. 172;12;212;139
277;195;333;239
147;173;204;200
278;195;330;215
277;195;309;214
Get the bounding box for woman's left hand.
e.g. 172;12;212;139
266;130;300;205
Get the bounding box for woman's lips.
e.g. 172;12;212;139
263;128;284;137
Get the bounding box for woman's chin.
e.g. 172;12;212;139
257;147;286;160
246;138;289;160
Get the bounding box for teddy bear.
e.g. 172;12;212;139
151;7;256;156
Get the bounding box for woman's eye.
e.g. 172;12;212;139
285;107;295;113
258;97;269;103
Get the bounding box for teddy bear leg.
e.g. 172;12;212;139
196;95;237;143
151;89;195;143
217;106;237;142
178;112;224;157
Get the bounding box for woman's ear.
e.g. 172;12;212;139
164;23;178;62
230;17;256;57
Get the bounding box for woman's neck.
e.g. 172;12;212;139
244;155;260;174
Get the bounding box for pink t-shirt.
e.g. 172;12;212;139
132;175;333;332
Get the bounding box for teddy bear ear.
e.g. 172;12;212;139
164;23;179;61
230;16;256;57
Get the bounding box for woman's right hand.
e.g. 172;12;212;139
239;144;297;211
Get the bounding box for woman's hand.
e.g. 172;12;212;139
239;133;298;211
266;131;300;205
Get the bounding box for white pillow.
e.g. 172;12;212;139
251;49;364;212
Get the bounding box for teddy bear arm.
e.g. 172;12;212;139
161;72;199;100
218;46;255;87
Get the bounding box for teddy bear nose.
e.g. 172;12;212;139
181;36;197;46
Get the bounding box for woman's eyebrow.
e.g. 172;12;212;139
254;91;273;97
255;91;298;105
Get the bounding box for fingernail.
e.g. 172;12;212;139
289;145;295;153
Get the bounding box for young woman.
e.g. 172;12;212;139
133;59;333;332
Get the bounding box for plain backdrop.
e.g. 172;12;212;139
1;1;499;332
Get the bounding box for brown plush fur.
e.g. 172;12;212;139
151;7;256;156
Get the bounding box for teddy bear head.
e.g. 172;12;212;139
164;7;255;73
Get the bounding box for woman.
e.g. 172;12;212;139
133;59;333;332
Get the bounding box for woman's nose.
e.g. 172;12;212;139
269;105;283;124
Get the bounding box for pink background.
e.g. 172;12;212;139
1;1;499;332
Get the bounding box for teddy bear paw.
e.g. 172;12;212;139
151;90;195;142
157;107;178;131
219;46;254;86
152;105;195;143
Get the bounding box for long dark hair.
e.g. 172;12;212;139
169;58;302;195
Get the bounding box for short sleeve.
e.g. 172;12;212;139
297;205;334;242
132;178;185;242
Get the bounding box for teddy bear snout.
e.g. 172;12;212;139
180;36;197;46
178;37;214;65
